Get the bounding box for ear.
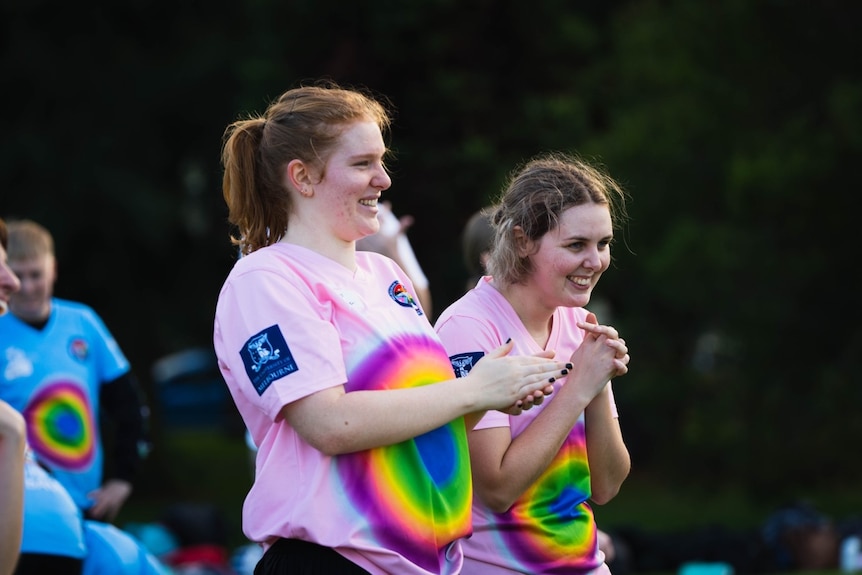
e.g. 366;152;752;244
513;226;533;257
285;159;314;197
48;254;58;283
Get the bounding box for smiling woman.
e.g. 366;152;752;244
214;80;571;575
435;152;632;574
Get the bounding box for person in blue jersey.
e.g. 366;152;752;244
16;440;170;575
0;219;147;522
16;446;88;574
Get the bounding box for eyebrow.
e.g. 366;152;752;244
561;233;614;242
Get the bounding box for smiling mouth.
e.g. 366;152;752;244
568;276;591;287
358;197;379;208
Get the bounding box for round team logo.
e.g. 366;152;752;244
68;337;89;361
388;280;423;316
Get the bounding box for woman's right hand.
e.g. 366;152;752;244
464;339;569;412
568;312;630;401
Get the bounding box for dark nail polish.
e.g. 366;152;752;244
565;363;573;370
561;369;568;375
506;337;512;344
548;377;556;383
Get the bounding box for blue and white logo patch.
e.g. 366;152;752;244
449;352;485;378
240;325;298;396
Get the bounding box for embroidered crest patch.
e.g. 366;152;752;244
449;352;485;378
240;325;298;396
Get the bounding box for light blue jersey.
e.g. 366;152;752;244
21;450;87;558
0;298;129;510
83;520;172;575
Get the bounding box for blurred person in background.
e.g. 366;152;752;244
436;152;632;574
1;219;166;574
0;219;147;523
461;207;495;293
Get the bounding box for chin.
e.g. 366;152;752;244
565;294;592;309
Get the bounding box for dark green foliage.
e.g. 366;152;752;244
1;0;859;503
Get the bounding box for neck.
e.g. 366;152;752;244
491;279;555;348
280;227;357;271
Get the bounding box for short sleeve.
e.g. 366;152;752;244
214;266;348;421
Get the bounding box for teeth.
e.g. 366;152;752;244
359;199;378;207
569;276;590;286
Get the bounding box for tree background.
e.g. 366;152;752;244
2;0;860;519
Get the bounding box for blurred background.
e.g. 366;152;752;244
2;0;860;568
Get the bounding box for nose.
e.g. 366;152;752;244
583;246;602;270
374;166;392;191
0;262;21;295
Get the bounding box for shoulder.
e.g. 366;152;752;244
53;298;106;326
53;298;97;315
435;289;500;343
435;281;498;327
222;245;316;296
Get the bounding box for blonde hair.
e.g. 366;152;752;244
6;219;55;261
487;152;628;286
221;80;392;255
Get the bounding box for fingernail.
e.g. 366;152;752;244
561;369;568;375
506;337;512;344
548;377;556;383
565;363;573;370
515;401;522;408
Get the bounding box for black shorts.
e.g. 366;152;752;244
254;538;370;575
14;553;83;575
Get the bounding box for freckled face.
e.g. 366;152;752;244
315;120;392;243
524;202;613;310
0;243;21;316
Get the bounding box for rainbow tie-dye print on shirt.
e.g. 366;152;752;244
482;420;597;572
24;380;97;470
337;332;472;573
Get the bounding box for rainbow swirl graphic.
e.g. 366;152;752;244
24;381;96;470
338;334;471;570
491;429;596;570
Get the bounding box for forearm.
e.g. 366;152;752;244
585;387;630;504
285;379;476;455
284;345;567;456
0;405;26;575
100;372;145;482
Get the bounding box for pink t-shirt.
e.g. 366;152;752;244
434;277;618;574
213;243;472;575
